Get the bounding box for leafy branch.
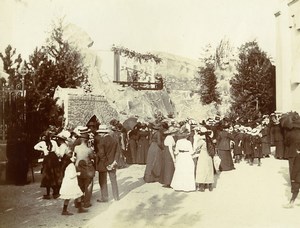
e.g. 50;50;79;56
111;45;162;64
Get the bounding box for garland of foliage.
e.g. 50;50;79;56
111;45;162;64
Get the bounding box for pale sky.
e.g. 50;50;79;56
0;0;280;61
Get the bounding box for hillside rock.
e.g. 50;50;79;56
60;23;218;123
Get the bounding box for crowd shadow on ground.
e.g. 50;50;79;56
93;173;146;201
114;191;201;228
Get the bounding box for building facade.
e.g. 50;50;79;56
275;0;300;113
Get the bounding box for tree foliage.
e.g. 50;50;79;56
229;41;276;122
196;45;221;105
198;62;221;105
1;19;88;144
25;20;88;133
0;45;22;88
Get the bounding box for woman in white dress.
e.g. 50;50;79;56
171;127;196;192
60;153;87;215
195;127;215;192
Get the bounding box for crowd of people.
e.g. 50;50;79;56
33;110;300;215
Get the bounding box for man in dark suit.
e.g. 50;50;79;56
95;125;120;202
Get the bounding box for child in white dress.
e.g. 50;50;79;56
60;153;87;215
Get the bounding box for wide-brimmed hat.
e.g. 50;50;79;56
54;130;71;141
97;124;110;133
199;126;208;133
164;126;178;135
73;126;91;136
176;125;190;138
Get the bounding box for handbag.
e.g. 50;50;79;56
77;160;95;178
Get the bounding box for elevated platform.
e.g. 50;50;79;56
113;81;163;91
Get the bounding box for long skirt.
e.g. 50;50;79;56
40;152;62;188
171;153;195;191
195;151;214;184
162;147;175;186
143;142;162;183
136;136;149;164
274;141;284;158
218;149;235;171
261;143;271;156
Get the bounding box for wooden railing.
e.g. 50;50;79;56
113;80;163;90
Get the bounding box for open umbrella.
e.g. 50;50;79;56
122;117;138;131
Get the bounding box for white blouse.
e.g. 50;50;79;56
174;138;194;156
34;139;59;156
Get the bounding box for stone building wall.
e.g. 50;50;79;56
67;94;119;129
275;0;300;113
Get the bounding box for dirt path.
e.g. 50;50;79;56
1;156;300;228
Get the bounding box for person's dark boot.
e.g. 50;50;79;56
199;184;205;192
62;205;73;215
43;195;51;200
62;211;73;215
74;201;81;208
78;203;88;213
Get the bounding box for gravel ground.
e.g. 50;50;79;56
1;155;300;228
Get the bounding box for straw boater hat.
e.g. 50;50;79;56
79;127;91;139
73;126;89;136
164;126;178;135
54;130;71;141
97;124;110;133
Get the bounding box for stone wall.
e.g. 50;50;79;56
67;94;119;129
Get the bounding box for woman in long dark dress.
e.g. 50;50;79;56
143;123;164;183
161;126;178;188
250;128;263;166
136;123;150;164
34;131;62;199
216;127;235;171
127;129;138;164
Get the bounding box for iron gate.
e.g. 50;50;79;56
0;82;26;183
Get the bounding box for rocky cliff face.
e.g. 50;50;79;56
62;23;232;123
154;52;199;91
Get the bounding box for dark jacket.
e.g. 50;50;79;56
284;128;300;158
95;134;118;172
217;130;233;151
